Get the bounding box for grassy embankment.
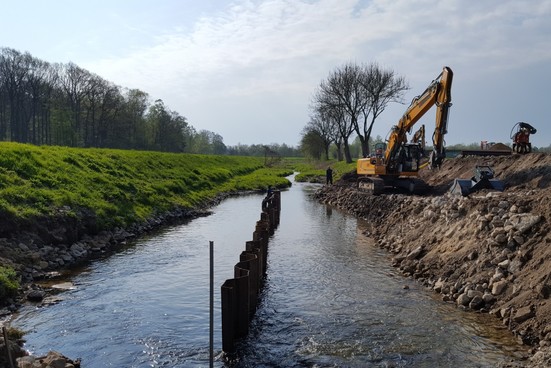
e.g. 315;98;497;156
0;142;292;294
0;142;292;226
289;158;356;183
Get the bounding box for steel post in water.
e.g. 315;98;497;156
221;279;237;353
246;240;265;278
270;207;278;228
232;266;250;338
260;212;275;234
209;241;214;368
250;232;268;275
255;218;269;233
254;220;270;248
273;190;281;210
270;190;281;226
221;190;282;354
239;251;260;314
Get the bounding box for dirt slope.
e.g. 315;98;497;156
315;152;551;367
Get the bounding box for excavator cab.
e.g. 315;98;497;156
396;143;423;173
368;142;386;165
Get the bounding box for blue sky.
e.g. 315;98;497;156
2;0;550;148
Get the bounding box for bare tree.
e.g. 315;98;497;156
309;61;409;162
304;112;334;160
313;66;359;163
357;63;409;157
59;62;93;146
26;58;57;145
0;48;33;142
0;47;231;154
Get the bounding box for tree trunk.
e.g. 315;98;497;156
358;134;368;158
335;142;343;161
343;139;353;163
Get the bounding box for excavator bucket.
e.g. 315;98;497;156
450;166;505;196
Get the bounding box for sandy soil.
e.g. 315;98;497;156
315;152;551;367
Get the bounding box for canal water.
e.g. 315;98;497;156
12;178;527;367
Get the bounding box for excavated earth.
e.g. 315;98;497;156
314;152;551;367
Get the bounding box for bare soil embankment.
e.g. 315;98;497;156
315;153;551;367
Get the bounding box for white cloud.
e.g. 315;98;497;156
79;0;551;146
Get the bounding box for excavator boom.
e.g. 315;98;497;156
357;67;453;194
385;66;453;170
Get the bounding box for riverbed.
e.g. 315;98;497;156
12;178;528;367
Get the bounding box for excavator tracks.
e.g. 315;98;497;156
357;177;385;195
357;176;429;195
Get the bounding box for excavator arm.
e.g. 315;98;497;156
385;67;453;170
356;66;453;194
411;124;426;151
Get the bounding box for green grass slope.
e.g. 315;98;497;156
0;142;292;230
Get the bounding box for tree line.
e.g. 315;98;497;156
0;47;302;157
0;47;190;151
300;62;409;163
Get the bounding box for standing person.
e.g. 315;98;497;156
326;167;333;185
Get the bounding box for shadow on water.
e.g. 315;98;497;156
11;180;528;367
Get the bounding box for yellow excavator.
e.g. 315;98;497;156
357;66;453;194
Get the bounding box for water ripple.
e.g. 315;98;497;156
11;184;528;367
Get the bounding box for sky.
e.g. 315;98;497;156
1;0;550;148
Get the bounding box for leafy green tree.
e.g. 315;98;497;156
147;99;188;152
300;127;325;159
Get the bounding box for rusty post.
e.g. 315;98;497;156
233;264;250;338
221;191;282;354
239;251;259;314
246;240;265;279
221;279;237;353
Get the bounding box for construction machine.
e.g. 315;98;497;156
511;122;537;154
411;124;426;150
356;66;453;194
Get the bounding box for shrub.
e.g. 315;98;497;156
0;265;19;300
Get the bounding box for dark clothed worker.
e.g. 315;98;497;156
326;167;333;185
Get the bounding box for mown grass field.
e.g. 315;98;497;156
287;158;356;183
0;142;292;230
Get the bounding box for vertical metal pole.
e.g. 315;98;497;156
3;326;15;368
209;241;214;368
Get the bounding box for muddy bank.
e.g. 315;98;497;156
314;153;551;367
